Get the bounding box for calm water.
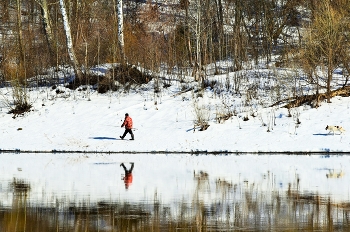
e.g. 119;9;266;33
0;153;349;231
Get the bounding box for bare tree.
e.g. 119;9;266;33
16;0;25;77
186;0;208;83
230;0;248;71
35;0;55;63
59;0;82;80
300;0;348;103
179;0;193;67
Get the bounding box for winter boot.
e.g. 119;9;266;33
120;136;124;140
130;134;134;140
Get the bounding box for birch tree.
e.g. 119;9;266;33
59;0;82;80
35;0;55;63
116;0;126;63
186;0;203;82
194;0;202;82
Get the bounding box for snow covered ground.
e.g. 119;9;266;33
0;68;349;153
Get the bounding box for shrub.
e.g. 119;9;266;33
106;64;153;86
193;101;210;131
8;79;32;117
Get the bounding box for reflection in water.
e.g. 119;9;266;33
3;179;31;232
1;176;350;231
326;169;344;179
0;154;350;231
120;162;134;190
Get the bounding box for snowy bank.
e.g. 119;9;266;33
0;82;349;153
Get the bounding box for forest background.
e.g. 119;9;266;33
1;0;350;113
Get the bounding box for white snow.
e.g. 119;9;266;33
0;76;349;153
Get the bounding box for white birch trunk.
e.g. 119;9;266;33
59;0;81;80
36;0;55;61
195;0;202;82
117;0;126;62
185;3;193;67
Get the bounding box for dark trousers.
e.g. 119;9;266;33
121;128;134;139
121;162;134;174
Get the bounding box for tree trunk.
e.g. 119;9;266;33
116;0;126;63
233;0;243;71
36;0;56;63
184;1;193;67
195;0;202;82
16;0;25;76
327;54;333;103
278;86;350;109
59;0;82;80
215;0;224;62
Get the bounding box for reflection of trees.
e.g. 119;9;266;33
9;178;30;231
2;178;32;231
192;170;210;230
0;175;350;231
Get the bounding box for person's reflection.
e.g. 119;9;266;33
120;162;134;189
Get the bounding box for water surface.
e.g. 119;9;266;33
0;153;349;231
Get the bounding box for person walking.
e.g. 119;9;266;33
120;113;134;140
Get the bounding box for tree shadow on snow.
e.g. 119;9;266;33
90;137;117;140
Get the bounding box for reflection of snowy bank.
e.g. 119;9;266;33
0;153;349;207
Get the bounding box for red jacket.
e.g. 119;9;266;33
121;116;133;129
124;173;133;189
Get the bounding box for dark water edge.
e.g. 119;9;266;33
1;149;350;155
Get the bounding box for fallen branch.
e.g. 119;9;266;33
171;87;194;97
271;86;350;109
